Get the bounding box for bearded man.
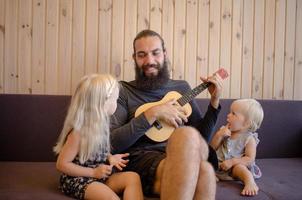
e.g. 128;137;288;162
110;29;223;200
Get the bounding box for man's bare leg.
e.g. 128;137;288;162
160;126;202;200
193;137;216;200
193;161;216;200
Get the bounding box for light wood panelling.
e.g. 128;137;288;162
241;0;254;98
0;0;4;93
220;0;232;98
263;0;275;99
32;0;46;94
284;0;296;99
4;0;19;93
18;0;32;94
57;0;72;95
150;0;162;34
185;0;198;87
230;0;243;98
111;0;124;79
209;0;220;83
124;0;137;81
137;0;150;32
294;0;302;100
71;0;85;93
1;0;302;100
274;0;286;99
98;0;112;74
85;0;98;75
173;0;186;80
252;0;265;98
45;0;59;94
162;0;174;70
197;0;210;98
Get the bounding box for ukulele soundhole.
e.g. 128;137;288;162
153;120;162;130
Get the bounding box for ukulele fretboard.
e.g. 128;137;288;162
177;82;211;106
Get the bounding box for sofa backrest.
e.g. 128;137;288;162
0;94;70;162
196;99;302;159
0;94;301;161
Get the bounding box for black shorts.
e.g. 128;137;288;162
125;148;166;196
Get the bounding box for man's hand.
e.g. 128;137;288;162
144;99;188;128
108;153;129;171
200;72;223;109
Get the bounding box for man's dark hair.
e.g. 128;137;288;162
133;29;166;55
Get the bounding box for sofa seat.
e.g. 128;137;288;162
1;158;301;200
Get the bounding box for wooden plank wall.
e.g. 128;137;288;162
0;0;301;100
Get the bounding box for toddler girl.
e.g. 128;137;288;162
210;99;264;196
54;74;143;200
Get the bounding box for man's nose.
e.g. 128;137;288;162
144;53;156;64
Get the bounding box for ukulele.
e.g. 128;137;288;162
135;68;229;142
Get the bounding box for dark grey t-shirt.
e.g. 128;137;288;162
110;79;220;154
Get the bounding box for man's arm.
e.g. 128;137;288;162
110;87;151;154
189;100;221;142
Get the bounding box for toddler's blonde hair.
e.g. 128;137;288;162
233;99;264;132
53;73;118;163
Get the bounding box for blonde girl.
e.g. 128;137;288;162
211;99;264;196
54;74;143;200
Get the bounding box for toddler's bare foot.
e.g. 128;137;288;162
241;182;259;196
215;176;219;182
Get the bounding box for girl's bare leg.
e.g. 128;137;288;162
232;164;259;196
85;181;120;200
106;172;144;200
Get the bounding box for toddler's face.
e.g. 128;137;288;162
104;87;119;116
227;102;249;133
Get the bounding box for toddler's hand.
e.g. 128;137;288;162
93;164;113;179
217;124;231;138
219;159;233;171
108;153;130;171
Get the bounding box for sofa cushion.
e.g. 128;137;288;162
1;158;301;200
0;162;71;200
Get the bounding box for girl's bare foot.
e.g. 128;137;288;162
241;181;259;196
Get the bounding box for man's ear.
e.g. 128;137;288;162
132;53;136;60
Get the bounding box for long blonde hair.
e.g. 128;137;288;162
53;74;118;164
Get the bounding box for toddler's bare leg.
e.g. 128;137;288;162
232;164;259;196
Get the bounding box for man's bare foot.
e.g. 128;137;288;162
241;182;259;196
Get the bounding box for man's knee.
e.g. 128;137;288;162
169;126;201;148
168;126;208;156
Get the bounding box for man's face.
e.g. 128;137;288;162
133;36;166;77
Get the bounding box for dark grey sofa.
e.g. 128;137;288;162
0;94;301;200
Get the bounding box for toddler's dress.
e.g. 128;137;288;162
59;150;109;199
216;132;262;180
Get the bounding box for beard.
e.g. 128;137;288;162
135;59;170;90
